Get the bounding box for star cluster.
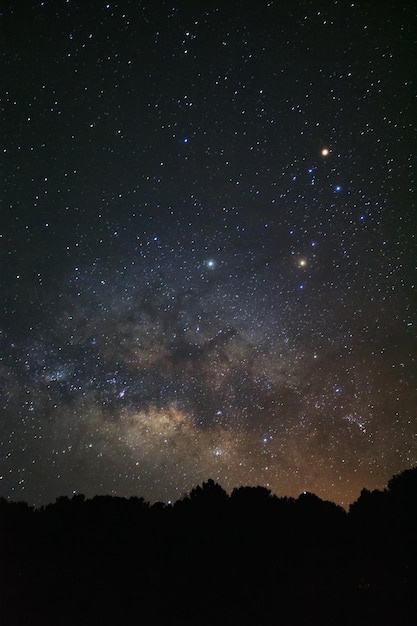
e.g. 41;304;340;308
1;1;416;507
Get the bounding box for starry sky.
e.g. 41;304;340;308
1;0;416;508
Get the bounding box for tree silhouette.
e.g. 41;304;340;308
1;467;417;625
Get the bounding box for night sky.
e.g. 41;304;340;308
1;0;416;508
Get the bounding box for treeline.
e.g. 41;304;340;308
1;468;416;626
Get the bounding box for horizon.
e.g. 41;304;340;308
3;465;416;511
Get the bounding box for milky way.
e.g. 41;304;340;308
1;1;416;507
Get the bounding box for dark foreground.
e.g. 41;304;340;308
1;468;416;625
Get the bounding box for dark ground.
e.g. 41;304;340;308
1;469;416;625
